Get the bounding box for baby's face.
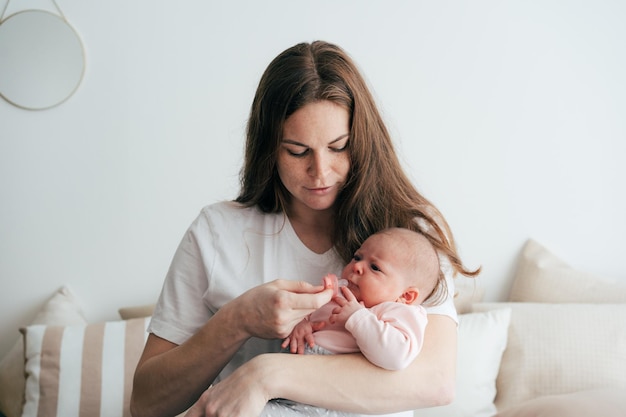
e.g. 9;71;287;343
341;233;409;307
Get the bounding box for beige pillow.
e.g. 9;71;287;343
472;302;626;411
494;388;626;417
21;317;149;417
0;286;86;417
414;308;511;417
118;303;155;320
453;279;485;314
510;239;626;303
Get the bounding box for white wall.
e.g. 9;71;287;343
1;0;625;358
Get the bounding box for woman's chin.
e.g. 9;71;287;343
301;198;337;213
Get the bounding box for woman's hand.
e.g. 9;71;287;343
235;279;334;340
182;280;334;417
132;279;333;417
184;355;271;417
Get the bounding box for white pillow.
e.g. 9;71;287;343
0;286;86;417
414;308;511;417
510;239;626;303
21;317;149;417
472;302;626;412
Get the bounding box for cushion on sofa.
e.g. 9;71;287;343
414;308;511;417
0;286;87;417
21;317;149;417
452;279;485;314
509;239;626;303
472;302;626;412
494;388;626;417
118;304;155;320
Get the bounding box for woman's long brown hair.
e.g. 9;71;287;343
236;41;479;303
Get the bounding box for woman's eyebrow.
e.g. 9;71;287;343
281;139;307;147
330;133;350;144
281;134;349;147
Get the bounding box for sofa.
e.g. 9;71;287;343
414;239;626;417
1;239;625;417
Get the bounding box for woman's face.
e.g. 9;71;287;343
278;100;350;216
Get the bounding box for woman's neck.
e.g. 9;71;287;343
286;204;334;254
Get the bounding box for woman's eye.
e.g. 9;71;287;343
287;148;309;157
330;141;349;153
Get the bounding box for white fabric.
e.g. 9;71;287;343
472;302;626;411
149;201;457;417
262;399;358;417
414;308;511;417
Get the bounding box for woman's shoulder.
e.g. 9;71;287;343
196;200;285;232
200;200;259;219
200;200;281;220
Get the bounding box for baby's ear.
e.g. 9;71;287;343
398;288;419;305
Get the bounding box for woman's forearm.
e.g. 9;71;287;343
131;302;250;417
132;280;334;417
264;314;457;414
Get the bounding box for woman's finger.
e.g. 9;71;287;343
270;281;333;314
292;291;333;311
274;279;325;294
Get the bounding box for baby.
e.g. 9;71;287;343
282;227;444;371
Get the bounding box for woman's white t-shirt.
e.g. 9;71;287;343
148;201;458;416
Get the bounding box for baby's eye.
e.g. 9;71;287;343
370;264;381;272
353;254;362;261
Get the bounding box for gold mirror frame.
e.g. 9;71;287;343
0;1;85;110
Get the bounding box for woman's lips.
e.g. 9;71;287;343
307;186;332;195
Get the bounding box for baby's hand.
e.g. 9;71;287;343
329;286;365;326
281;319;325;354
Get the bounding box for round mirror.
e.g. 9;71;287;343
0;10;85;110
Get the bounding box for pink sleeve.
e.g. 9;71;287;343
344;303;428;371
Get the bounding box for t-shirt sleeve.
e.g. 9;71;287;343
148;209;216;345
422;254;458;324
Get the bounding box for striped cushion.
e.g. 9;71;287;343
21;317;149;417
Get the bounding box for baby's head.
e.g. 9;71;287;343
341;227;443;307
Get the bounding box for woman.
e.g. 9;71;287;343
131;41;478;417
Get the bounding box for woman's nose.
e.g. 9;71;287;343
309;152;330;178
